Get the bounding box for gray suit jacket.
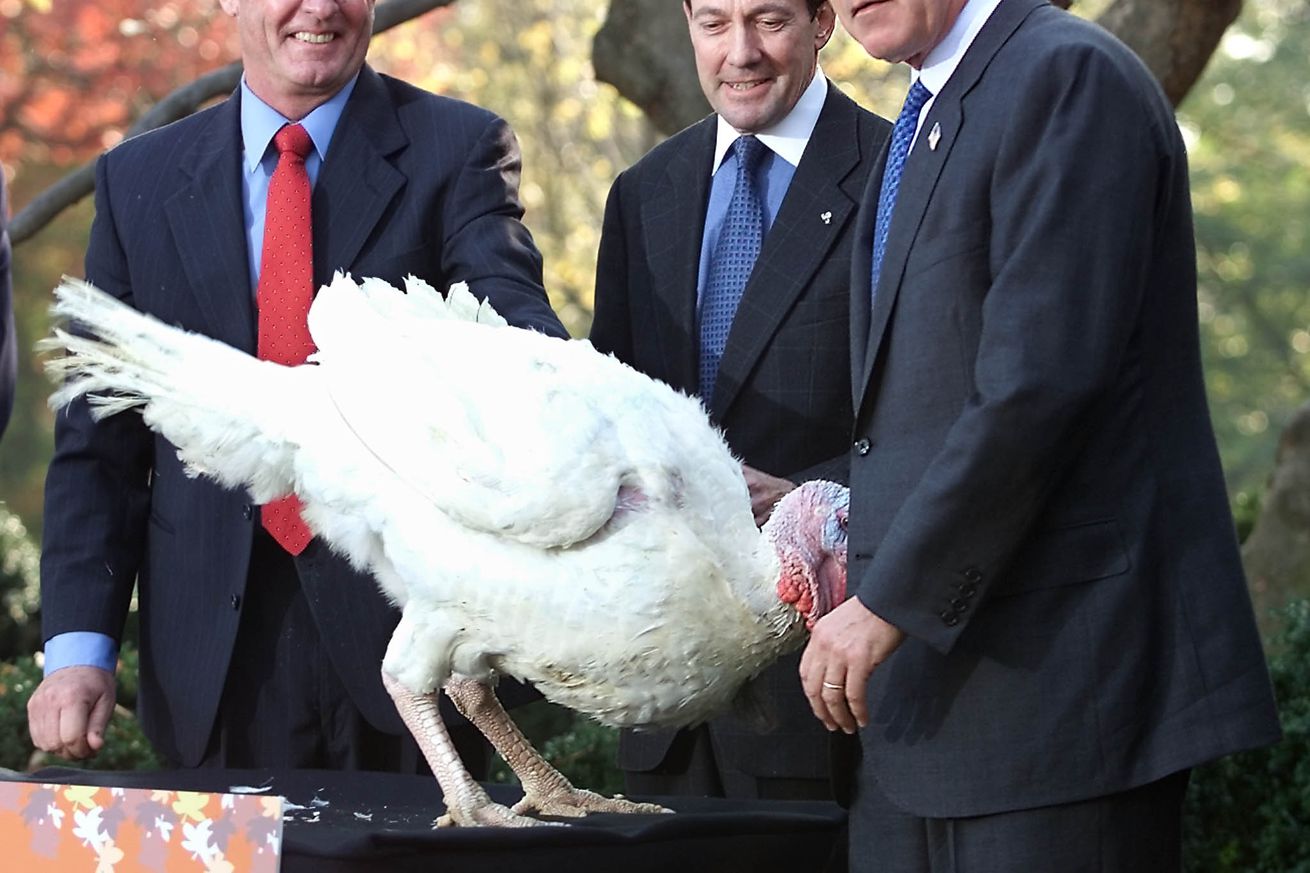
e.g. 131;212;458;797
41;66;566;766
591;83;889;780
847;0;1280;817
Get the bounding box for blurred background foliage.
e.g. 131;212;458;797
0;0;1307;863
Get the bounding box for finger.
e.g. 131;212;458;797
86;692;115;752
58;699;94;760
27;689;55;751
822;678;858;735
846;664;873;729
799;647;838;730
31;689;65;754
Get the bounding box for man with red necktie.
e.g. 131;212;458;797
30;0;566;773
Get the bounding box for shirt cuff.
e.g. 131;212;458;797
43;632;118;676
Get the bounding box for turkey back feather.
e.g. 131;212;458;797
306;272;754;554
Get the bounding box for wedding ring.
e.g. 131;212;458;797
822;681;844;691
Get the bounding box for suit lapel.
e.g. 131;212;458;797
712;85;864;420
855;0;1042;408
164;95;257;353
642;118;714;394
313;66;407;289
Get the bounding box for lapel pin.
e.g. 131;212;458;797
928;122;942;151
820;211;832;225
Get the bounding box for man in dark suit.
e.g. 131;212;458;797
590;0;889;801
799;0;1282;868
28;0;565;771
0;172;15;438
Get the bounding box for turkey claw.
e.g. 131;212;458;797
514;787;672;818
435;801;562;828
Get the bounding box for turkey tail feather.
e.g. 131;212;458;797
43;276;305;503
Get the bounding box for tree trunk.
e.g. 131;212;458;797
593;0;709;136
594;0;1242;135
1242;401;1310;638
1098;0;1242;106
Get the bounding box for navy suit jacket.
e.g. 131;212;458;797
591;83;889;780
41;66;566;766
846;0;1280;816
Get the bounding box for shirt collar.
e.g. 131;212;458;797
239;73;360;174
915;0;1004;97
712;65;828;173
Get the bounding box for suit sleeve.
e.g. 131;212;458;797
441;116;568;339
40;153;151;646
788;453;850;488
855;46;1175;651
587;174;634;362
0;175;15;438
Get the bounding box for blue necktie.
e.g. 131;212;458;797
871;79;933;296
699;135;767;404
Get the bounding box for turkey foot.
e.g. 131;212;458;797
381;670;551;828
444;676;671;819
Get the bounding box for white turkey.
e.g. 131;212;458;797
43;273;850;827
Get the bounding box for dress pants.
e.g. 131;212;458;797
849;768;1190;873
196;528;489;776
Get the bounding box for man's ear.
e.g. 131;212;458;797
815;3;837;50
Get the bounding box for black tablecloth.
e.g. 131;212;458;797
14;767;847;872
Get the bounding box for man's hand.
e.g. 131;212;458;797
742;465;796;526
800;597;905;734
27;666;117;760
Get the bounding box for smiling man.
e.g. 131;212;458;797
798;0;1282;869
30;0;565;773
590;0;889;805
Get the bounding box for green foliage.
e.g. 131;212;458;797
1179;0;1310;497
1232;486;1263;545
0;505;41;661
540;714;622;796
1184;599;1310;872
488;699;622;794
0;646;160;773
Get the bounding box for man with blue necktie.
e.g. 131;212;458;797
29;0;566;772
800;0;1281;868
590;0;889;802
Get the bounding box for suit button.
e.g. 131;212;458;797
958;582;978;598
962;566;983;584
242;504;253;521
939;610;960;627
950;597;969;613
853;438;872;456
230;594;241;610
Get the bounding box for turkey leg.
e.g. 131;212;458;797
380;670;545;827
443;675;670;818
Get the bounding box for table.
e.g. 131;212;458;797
13;767;848;873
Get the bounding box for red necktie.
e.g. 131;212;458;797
256;123;315;555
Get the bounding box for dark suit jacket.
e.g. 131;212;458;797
40;66;566;767
591;83;889;780
0;174;15;438
846;0;1280;817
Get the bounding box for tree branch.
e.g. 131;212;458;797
11;0;455;246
